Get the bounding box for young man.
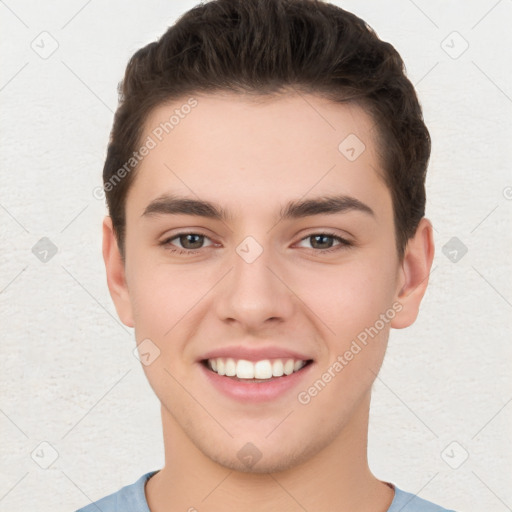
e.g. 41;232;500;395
77;0;453;510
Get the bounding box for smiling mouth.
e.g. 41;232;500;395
202;357;313;382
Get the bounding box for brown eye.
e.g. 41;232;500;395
297;232;352;253
176;233;205;249
309;234;336;249
160;232;214;254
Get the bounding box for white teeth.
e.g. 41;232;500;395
225;358;236;377
207;357;308;379
294;360;306;372
283;359;294;375
272;360;284;377
236;359;254;379
217;358;225;376
254;360;272;379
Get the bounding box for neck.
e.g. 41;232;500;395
146;393;394;512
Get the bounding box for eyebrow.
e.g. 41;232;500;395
141;193;375;222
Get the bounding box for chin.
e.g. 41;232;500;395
197;431;333;476
208;450;304;474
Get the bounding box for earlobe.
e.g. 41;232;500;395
102;216;134;328
391;218;435;329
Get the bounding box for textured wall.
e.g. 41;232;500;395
0;1;510;511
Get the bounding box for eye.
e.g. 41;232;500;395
159;231;352;256
160;232;214;254
296;232;352;253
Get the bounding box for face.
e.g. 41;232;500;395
105;92;427;474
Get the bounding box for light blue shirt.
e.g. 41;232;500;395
75;471;455;511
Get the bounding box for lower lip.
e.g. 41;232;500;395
199;362;314;403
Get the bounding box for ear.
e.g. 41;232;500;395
391;217;435;329
102;216;134;328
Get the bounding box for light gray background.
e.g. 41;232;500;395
1;1;511;511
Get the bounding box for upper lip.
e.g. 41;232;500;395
199;345;313;362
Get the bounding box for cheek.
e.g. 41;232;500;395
126;253;214;343
126;261;209;394
298;261;397;417
294;255;398;339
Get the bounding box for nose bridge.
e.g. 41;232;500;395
215;235;292;326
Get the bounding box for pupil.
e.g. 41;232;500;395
313;235;332;249
181;234;203;249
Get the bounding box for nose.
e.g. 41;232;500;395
214;240;295;332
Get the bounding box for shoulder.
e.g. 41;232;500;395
74;471;158;512
388;485;456;512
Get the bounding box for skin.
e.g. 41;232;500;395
103;91;434;512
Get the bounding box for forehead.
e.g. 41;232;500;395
127;92;391;223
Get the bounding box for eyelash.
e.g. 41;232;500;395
159;231;352;256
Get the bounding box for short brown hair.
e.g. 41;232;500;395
103;0;430;260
